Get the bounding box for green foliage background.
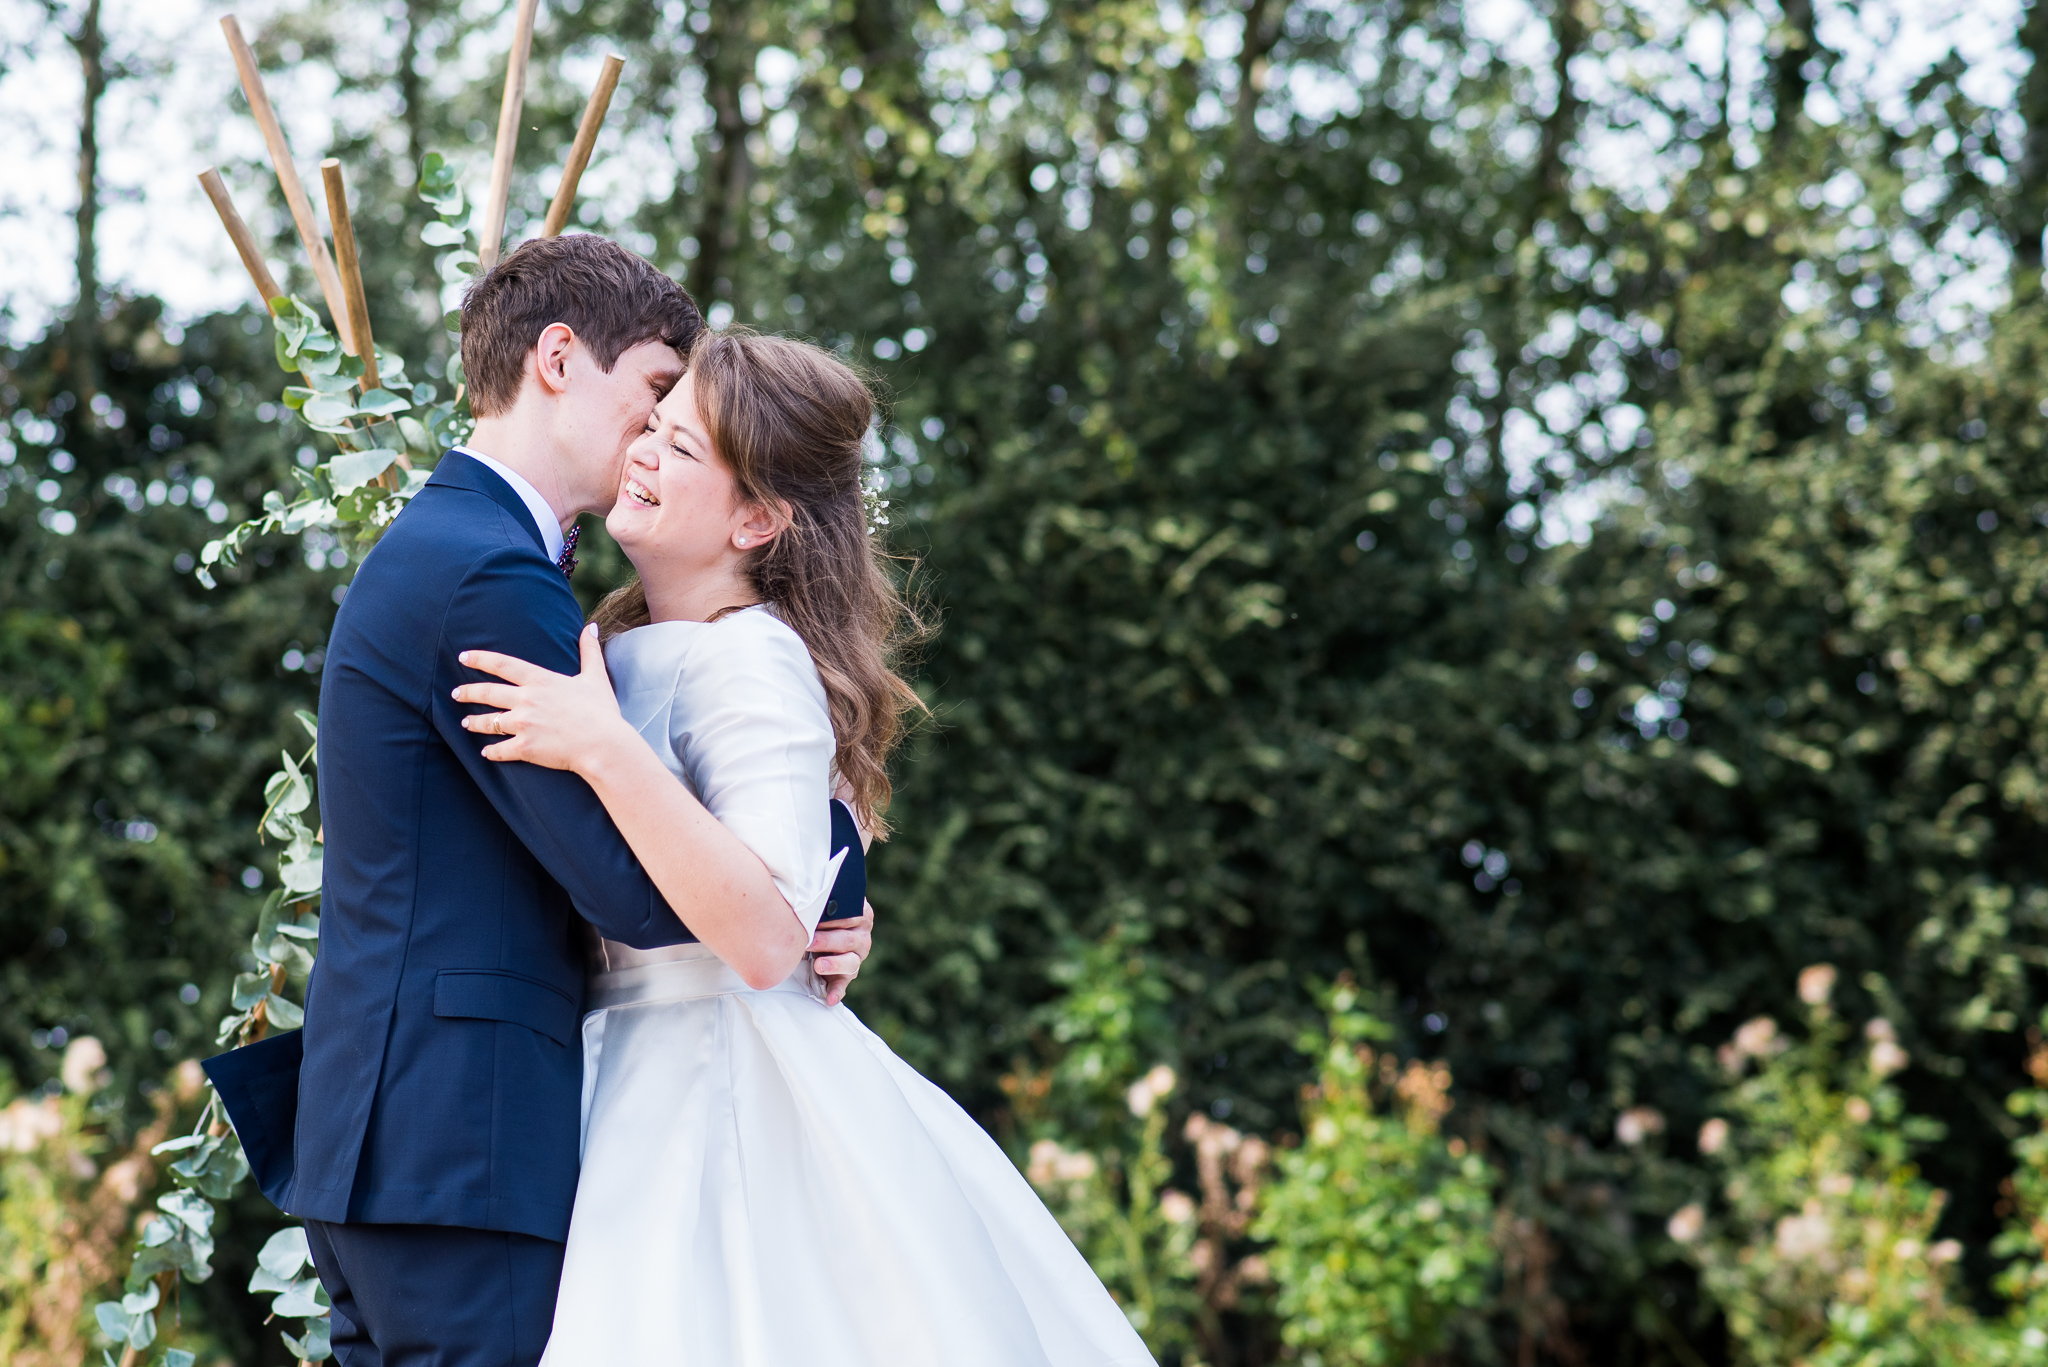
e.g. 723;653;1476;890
5;0;2048;1360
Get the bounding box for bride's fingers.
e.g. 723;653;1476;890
577;623;607;677
810;952;861;978
451;681;523;709
460;710;521;735
457;649;557;685
807;926;867;957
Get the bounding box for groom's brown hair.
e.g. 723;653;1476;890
459;235;702;417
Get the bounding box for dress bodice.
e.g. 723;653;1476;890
588;605;844;972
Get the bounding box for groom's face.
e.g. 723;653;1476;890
554;336;688;511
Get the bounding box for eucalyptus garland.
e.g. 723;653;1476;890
90;156;478;1367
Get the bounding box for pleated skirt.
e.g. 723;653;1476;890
538;945;1154;1366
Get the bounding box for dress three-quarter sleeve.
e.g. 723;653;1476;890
667;607;845;936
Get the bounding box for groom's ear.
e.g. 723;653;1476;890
530;323;578;397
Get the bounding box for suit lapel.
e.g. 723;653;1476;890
427;449;549;557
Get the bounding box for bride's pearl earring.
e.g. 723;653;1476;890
736;536;749;547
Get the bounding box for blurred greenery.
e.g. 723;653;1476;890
1255;982;1498;1367
6;0;2048;1360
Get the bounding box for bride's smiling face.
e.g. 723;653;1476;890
614;379;745;561
606;377;748;576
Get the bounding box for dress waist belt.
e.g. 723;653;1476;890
585;942;827;1011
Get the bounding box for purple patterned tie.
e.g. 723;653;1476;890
555;524;579;580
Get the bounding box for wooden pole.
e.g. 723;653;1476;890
219;15;355;353
541;53;624;238
478;0;542;272
318;160;379;394
197;167;281;310
197;168;323;390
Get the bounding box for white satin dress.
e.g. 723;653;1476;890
539;606;1154;1367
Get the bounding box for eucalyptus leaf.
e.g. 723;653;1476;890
302;393;359;429
267;937;316;976
232;971;270;1010
279;853;323;896
130;1244;182;1282
120;1282;160;1315
327;449;401;495
191;1143;250;1198
257;1224;313;1280
253;889;284;945
166;1350;197;1367
298;346;342;379
422;182;464;217
158;1189;216;1237
439;250;480;284
421;220;468;246
94;1303;130;1341
248;1266;294;1295
281;499;338;534
284;1314;334;1362
168;1135;219;1176
355;389;412;418
151;1133;207;1155
295;708;319;741
307;368;360;394
272;752;312;815
265;992;306;1029
272;1275;327;1317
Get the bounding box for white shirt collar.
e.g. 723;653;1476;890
455;446;566;564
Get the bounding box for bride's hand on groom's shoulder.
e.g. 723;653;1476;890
454;624;633;774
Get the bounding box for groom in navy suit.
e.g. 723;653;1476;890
209;236;872;1365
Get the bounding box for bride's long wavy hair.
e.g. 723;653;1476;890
591;329;925;835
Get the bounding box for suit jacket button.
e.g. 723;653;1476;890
823;900;837;918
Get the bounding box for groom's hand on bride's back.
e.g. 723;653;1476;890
810;899;873;1005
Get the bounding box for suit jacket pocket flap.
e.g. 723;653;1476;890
433;969;577;1046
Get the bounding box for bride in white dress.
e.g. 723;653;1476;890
450;328;1154;1367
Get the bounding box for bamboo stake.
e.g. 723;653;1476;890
318;159;379;394
197;167;281;310
197;167;323;391
219;15;355;353
541;53;624;238
478;0;542;272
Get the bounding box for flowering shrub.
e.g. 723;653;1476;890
1253;982;1497;1367
1670;964;1992;1365
1010;928;1274;1364
1992;1020;2048;1353
0;1043;202;1367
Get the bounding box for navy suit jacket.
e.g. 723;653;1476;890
281;451;695;1241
